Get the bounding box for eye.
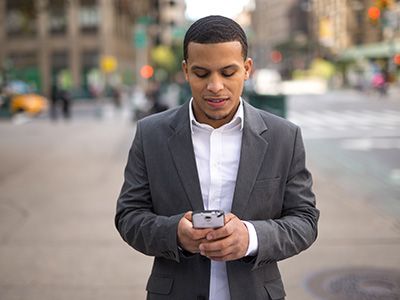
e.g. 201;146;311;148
194;71;209;78
222;71;235;77
221;67;237;77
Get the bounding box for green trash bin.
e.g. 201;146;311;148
244;92;286;118
0;96;12;118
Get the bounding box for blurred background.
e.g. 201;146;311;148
0;0;399;299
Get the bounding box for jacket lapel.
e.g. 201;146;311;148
167;102;204;211
231;103;269;218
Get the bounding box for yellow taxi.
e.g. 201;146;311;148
10;93;48;116
6;81;48;116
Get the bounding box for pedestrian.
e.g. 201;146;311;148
50;83;59;120
50;81;71;120
115;15;319;300
59;88;71;119
111;85;122;109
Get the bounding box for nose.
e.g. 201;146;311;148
207;74;224;93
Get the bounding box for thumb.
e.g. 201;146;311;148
184;211;193;222
224;213;237;223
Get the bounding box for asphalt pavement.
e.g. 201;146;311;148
0;93;399;299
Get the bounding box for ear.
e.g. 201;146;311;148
244;58;253;80
182;60;189;81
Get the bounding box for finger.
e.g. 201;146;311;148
224;213;236;223
206;215;239;241
206;227;229;241
207;252;237;261
199;238;233;253
202;242;244;261
181;212;211;239
184;211;193;221
200;243;234;260
201;224;248;259
192;228;214;240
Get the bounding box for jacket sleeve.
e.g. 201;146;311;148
114;121;182;262
251;127;319;268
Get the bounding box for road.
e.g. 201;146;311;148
288;90;400;217
0;90;399;300
283;90;400;299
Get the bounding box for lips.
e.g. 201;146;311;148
204;97;229;107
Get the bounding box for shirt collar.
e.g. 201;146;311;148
189;98;244;133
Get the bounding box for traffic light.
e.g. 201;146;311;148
368;6;381;23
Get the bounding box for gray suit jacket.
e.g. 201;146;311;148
115;100;319;300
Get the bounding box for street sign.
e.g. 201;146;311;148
140;65;154;79
134;26;147;49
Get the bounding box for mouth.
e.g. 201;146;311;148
204;97;229;107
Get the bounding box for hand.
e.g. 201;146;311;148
198;213;249;261
177;211;213;254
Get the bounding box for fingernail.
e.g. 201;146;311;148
207;234;213;240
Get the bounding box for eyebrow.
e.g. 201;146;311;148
191;66;209;72
190;64;240;72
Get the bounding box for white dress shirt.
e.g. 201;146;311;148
189;99;258;300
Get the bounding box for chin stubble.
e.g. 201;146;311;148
205;112;230;121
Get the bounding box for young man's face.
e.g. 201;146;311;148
182;41;253;128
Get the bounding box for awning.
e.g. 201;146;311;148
339;40;400;61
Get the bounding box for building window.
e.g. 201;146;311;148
49;0;68;35
51;51;70;87
81;50;99;69
51;51;69;71
80;0;99;34
6;52;41;92
81;50;100;97
7;51;37;69
6;0;37;37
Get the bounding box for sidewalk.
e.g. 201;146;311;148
0;117;152;299
280;159;400;299
0;115;399;299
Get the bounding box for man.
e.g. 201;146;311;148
115;15;319;300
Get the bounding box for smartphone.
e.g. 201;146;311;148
192;210;225;229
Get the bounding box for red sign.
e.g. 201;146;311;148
393;54;400;65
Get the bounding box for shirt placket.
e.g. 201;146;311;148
208;129;223;211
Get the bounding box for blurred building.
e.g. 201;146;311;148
235;1;255;40
250;0;400;80
156;0;186;46
0;0;149;97
251;0;312;77
312;0;382;55
137;0;187;86
312;0;400;63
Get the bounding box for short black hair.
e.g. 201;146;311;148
183;15;248;61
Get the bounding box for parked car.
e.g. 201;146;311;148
3;80;48;116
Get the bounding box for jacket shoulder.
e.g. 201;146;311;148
137;105;184;131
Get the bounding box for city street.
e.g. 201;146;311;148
0;89;399;299
288;89;400;218
283;89;400;299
